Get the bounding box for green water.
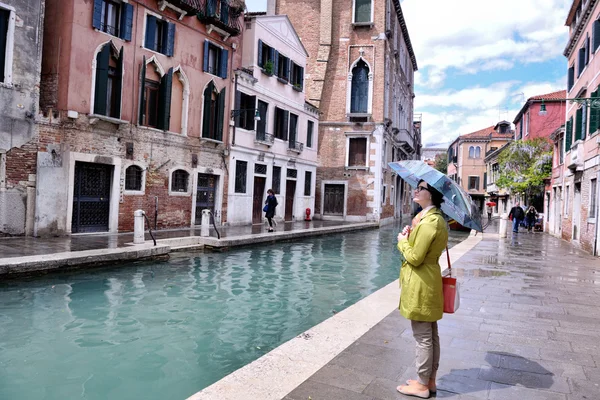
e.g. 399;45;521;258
0;224;468;400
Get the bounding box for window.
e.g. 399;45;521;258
145;15;175;56
234;160;247;193
499;124;508;134
94;44;123;118
304;171;312;196
202;81;225;141
256;100;268;138
274;107;289;140
558;136;564;165
139;59;173;130
291;63;304;90
276;53;290;81
92;0;133;41
594;19;600;52
125;165;143;191
171;169;189;192
272;166;281;194
203;40;228;78
381;184;386;205
590;179;598;219
468;176;480;190
525;112;530;136
255;163;267;175
348;137;367;167
288;113;298;146
287;169;297;179
0;5;14;84
568;65;575;91
306;120;314;148
578;42;587;77
353;0;372;23
350;60;369;113
518;119;523;139
566;116;573;150
235;91;256;130
468;146;481;158
257;40;274;71
575;107;583;142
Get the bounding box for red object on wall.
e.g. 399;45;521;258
305;208;311;221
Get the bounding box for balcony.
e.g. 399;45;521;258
255;131;274;146
288;140;304;154
567;140;584;172
393;128;416;154
159;0;202;14
197;0;243;38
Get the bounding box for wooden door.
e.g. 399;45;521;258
323;184;344;215
285;180;296;221
252;176;266;224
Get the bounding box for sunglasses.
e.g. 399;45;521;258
415;186;430;193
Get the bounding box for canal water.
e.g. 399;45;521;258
0;224;468;400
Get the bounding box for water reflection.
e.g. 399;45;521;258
0;224;468;400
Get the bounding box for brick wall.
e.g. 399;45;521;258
579;167;599;253
5;140;38;188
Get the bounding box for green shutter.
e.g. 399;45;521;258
566;117;573;150
202;82;213;138
139;56;146;125
590;90;598;135
94;45;110;115
282;110;289;141
216;87;225;141
257;40;263;67
114;47;123;118
158;67;173;131
575;108;583;141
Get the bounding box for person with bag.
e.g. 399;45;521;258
525;206;538;233
396;180;448;399
263;189;278;232
508;202;525;233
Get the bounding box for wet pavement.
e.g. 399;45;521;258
0;220;358;259
283;221;600;400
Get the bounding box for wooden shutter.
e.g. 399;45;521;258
595;20;600;52
202;82;213;138
282;110;289;141
590;90;598;135
120;3;134;41
207;0;217;17
257;40;263;67
283;57;290;81
476;177;480;190
158;67;173;131
586;36;590;65
221;1;229;24
94;45;110;115
115;47;124;118
576;108;583;141
139;56;147;125
566;117;573;151
92;0;103;30
234;90;241;127
299;67;304;89
165;22;176;57
273;50;279;77
219;49;228;78
216;87;226;141
203;40;209;72
568;67;574;91
145;16;156;50
289;114;296;143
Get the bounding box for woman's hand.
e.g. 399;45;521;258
398;232;408;241
398;225;411;241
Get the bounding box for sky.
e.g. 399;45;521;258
245;0;572;146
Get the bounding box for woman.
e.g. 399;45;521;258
396;180;448;399
264;189;278;232
525;206;538;233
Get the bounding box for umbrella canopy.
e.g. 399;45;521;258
389;160;483;232
486;202;497;207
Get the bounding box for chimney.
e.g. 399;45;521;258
267;0;276;15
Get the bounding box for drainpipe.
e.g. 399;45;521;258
594;170;600;255
232;72;238;146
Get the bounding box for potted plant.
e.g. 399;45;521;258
263;60;274;76
292;83;302;91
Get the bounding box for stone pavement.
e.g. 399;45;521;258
283;226;600;400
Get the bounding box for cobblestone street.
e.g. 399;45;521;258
284;229;600;400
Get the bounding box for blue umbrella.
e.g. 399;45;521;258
389;160;482;232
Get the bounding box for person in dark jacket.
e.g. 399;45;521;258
508;202;525;233
264;189;278;232
525;206;538;233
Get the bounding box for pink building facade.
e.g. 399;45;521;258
36;0;243;236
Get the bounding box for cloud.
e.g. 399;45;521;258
416;81;518;110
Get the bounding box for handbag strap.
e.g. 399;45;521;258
446;245;451;269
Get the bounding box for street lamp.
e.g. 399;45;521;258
230;109;261;121
539;97;600;116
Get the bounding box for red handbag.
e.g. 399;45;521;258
442;246;460;314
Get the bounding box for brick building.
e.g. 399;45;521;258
554;0;600;255
0;0;45;236
36;0;244;236
272;0;419;223
227;14;318;225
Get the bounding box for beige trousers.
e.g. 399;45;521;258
411;320;440;385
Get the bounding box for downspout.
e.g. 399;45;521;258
232;72;238;146
594;169;600;255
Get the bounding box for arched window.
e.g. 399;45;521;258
171;169;189;192
125;165;143;191
202;81;225;141
468;146;475;158
139;56;173;131
350;60;369;113
94;42;123;118
475;146;481;158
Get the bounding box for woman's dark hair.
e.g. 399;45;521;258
418;180;444;208
267;189;274;195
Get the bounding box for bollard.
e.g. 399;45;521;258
201;209;211;237
499;213;508;238
134;210;145;244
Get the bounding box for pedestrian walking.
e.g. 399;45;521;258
264;189;278;232
508;202;525;233
525;206;538;233
396;179;449;399
487;205;493;221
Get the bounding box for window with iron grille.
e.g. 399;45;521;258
171;169;189;192
287;168;297;179
92;0;134;42
125;165;143;191
254;163;267;175
304;171;312;196
235;160;247;193
272;166;281;194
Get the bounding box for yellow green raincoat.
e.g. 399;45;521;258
397;207;448;322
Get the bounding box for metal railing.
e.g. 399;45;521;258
197;0;243;36
255;131;274;145
288;140;304;152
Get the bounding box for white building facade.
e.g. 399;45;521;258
226;14;318;225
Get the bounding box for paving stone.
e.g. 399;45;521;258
487;333;573;351
283;379;377;400
539;349;597;368
488;382;567;400
329;352;406;382
479;323;551;338
478;366;571;394
548;332;599;348
498;354;585;379
308;364;375;394
567;378;600;400
583;366;600;382
436;373;491;399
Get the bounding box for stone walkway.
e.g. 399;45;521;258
283;229;600;400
